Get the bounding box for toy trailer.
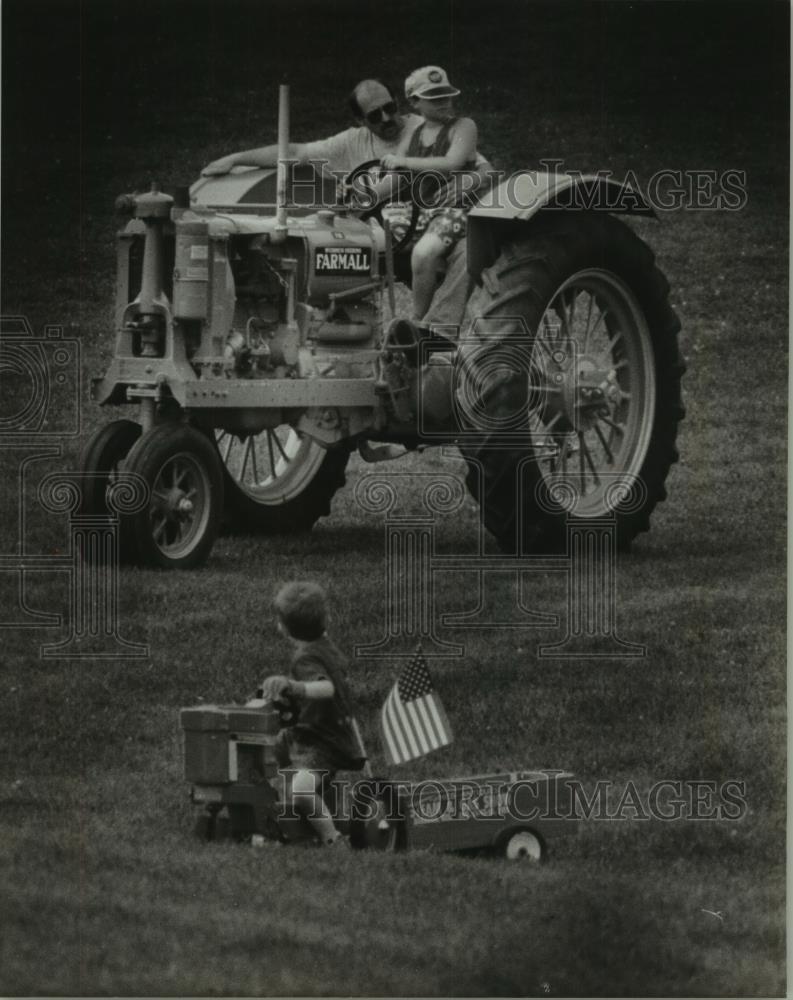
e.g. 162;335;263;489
402;771;576;861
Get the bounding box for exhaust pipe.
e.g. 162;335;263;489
272;84;290;243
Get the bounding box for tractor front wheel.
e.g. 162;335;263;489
79;419;142;561
122;423;224;569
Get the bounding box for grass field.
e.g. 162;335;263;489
0;0;788;996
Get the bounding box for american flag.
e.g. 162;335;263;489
380;647;453;765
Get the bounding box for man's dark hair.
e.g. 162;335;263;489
348;79;398;119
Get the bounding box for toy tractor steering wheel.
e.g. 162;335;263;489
343;158;420;253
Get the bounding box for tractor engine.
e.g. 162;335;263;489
168;207;382;379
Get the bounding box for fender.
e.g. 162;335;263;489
466;170;655;280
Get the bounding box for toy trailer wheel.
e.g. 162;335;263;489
213;426;349;535
122;423;224;569
350;786;403;851
501;828;544;862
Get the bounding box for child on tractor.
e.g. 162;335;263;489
380;66;481;322
260;581;367;847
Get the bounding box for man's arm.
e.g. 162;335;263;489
201;142;314;176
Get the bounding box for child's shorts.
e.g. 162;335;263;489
415;206;468;249
380;204;468;251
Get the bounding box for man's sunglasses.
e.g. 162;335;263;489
365;101;398;125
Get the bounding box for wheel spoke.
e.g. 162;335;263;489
543;411;562;433
598;413;625;435
588;307;608;343
223;434;235;463
250;439;260;486
582;293;595;352
153;517;169;543
594;422;615;464
240;437;253;484
581;436;601;484
566;288;577;333
267;431;277;479
272;430;290;463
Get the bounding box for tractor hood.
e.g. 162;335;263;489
190;165;339;214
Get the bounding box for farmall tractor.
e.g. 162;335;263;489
83;87;684;568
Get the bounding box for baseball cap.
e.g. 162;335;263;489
405;66;461;100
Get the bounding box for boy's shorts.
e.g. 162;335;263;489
415;206;468;249
380;204;468;251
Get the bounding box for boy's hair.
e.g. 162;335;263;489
274;581;328;641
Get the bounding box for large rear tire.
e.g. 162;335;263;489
214;426;349;534
457;213;685;552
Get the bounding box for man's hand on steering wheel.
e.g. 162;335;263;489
342;158;419;253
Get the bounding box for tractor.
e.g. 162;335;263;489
83;86;684;568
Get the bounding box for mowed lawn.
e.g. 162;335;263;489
0;1;787;996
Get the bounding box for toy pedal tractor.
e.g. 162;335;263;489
181;699;402;850
83;85;684;567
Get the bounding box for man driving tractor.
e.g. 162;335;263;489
201;77;496;329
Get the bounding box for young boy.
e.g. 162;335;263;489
380;66;480;321
260;581;366;847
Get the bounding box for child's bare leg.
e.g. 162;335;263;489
290;767;342;845
411;232;447;321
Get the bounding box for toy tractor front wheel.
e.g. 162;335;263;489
213;425;349;534
122;423;224;569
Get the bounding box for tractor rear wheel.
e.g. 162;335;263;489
122;423;224;569
457;213;685;552
213;425;349;534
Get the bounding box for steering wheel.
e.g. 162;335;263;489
343;158;420;253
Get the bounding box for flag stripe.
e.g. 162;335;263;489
415;696;442;746
387;688;417;762
381;692;402;765
406;700;432;754
384;690;409;764
423;694;450;743
395;692;422;759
